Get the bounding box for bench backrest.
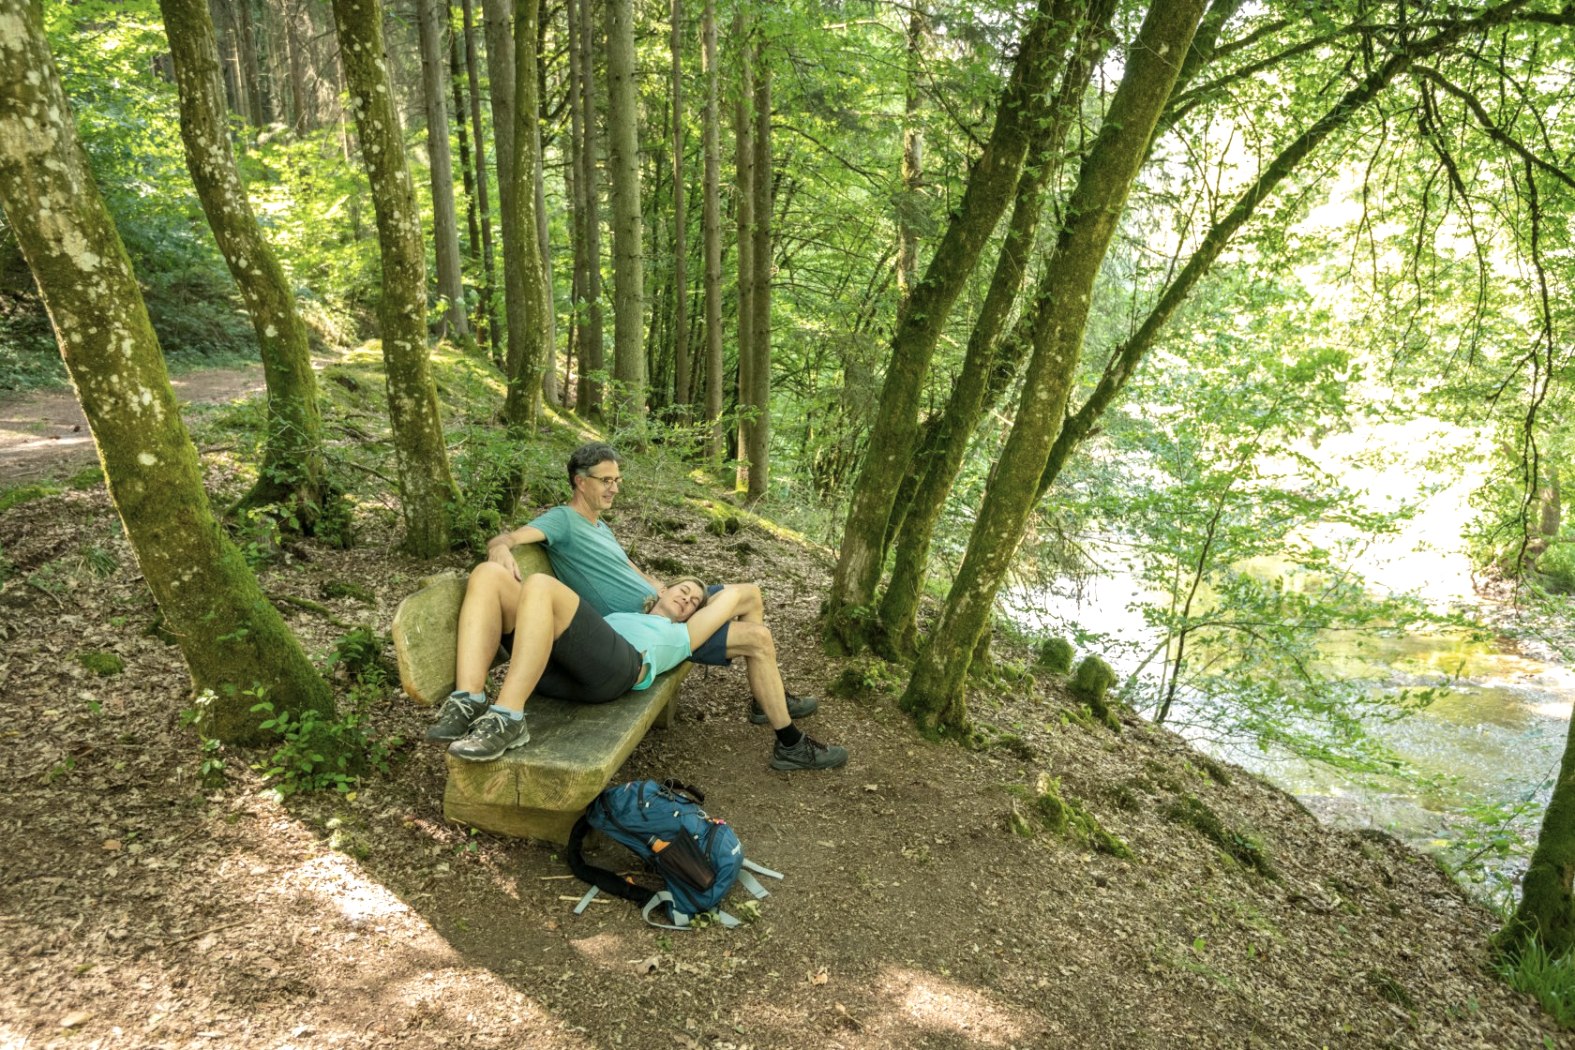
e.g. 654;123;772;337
392;546;553;705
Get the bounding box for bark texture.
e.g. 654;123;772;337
669;0;691;411
461;0;497;351
0;0;331;741
159;0;329;529
572;0;605;416
331;0;457;555
732;17;754;484
900;0;1207;733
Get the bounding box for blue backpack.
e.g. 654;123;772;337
566;780;782;929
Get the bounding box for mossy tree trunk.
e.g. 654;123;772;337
1505;711;1575;957
571;0;605;417
499;0;550;428
605;0;646;419
158;0;330;532
877;0;1116;658
460;0;498;349
0;0;332;742
821;0;1076;653
900;0;1207;735
331;0;458;555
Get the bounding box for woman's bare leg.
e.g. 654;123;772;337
492;574;582;712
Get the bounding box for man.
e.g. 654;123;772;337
439;441;847;771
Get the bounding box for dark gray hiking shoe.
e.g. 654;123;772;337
425;691;490;742
770;733;847;771
448;710;531;762
750;692;819;725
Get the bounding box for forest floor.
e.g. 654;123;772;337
0;355;1568;1049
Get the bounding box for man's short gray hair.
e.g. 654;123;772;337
567;442;621;487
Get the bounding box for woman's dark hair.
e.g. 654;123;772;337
567;442;621;487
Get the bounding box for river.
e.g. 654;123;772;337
1006;420;1573;900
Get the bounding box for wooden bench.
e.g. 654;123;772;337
391;546;690;844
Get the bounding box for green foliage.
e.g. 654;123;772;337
1498;939;1575;1029
830;656;905;701
251;689;399;798
1036;636;1075;675
330;626;392;686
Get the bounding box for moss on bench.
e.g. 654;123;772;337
390;545;690;844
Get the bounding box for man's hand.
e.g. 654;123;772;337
488;541;521;580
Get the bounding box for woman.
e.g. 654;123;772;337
426;563;752;761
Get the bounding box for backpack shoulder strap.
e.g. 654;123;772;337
737;858;785;899
566;813;657;908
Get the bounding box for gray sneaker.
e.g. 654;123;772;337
750;692;819;724
770;733;847;771
448;710;531;761
425;691;490;742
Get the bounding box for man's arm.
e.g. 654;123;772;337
487;525;547;579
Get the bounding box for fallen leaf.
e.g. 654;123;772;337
59;1010;91;1029
809;968;829;986
863;784;879;792
102;839;121;851
634;955;660;975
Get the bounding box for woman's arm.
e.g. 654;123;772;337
683;584;744;649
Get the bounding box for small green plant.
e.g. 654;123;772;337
1498;939;1575;1029
78;544;119;578
251;690;399;797
830;656;905;700
198;736;227;786
331;626;392;686
0;482;61;514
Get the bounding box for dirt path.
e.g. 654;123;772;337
0;364;268;485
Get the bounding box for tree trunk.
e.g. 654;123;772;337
283;0;313;133
416;0;469;339
822;0;1078;652
331;0;458;555
743;43;770;504
450;15;480;261
160;0;330;531
605;0;645;419
669;0;691;413
566;0;589;406
1504;711;1575;958
700;0;723;460
0;0;332;742
896;4;924;307
460;0;498;353
732;14;754;487
578;0;606;415
878;0;1115;655
235;0;267;126
483;0;525;370
900;0;1205;734
499;0;551;427
535;9;559;406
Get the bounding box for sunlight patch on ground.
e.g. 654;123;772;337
274;851;411;925
874;965;1030;1045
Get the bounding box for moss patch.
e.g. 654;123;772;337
1071;655;1120;730
1018;774;1134;859
1036;636;1075;675
0;482;62;515
76;650;125;677
1166;795;1277;879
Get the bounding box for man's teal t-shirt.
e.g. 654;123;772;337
605;612;692;689
528;505;657;615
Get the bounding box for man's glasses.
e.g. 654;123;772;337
586;473;623;487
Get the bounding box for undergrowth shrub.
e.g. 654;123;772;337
1498;939;1575;1029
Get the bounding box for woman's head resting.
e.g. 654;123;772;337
649;578;708;621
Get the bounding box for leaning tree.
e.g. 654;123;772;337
0;0;332;743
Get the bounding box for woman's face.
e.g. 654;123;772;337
655;580;705;622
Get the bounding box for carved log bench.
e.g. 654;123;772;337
391;545;689;844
